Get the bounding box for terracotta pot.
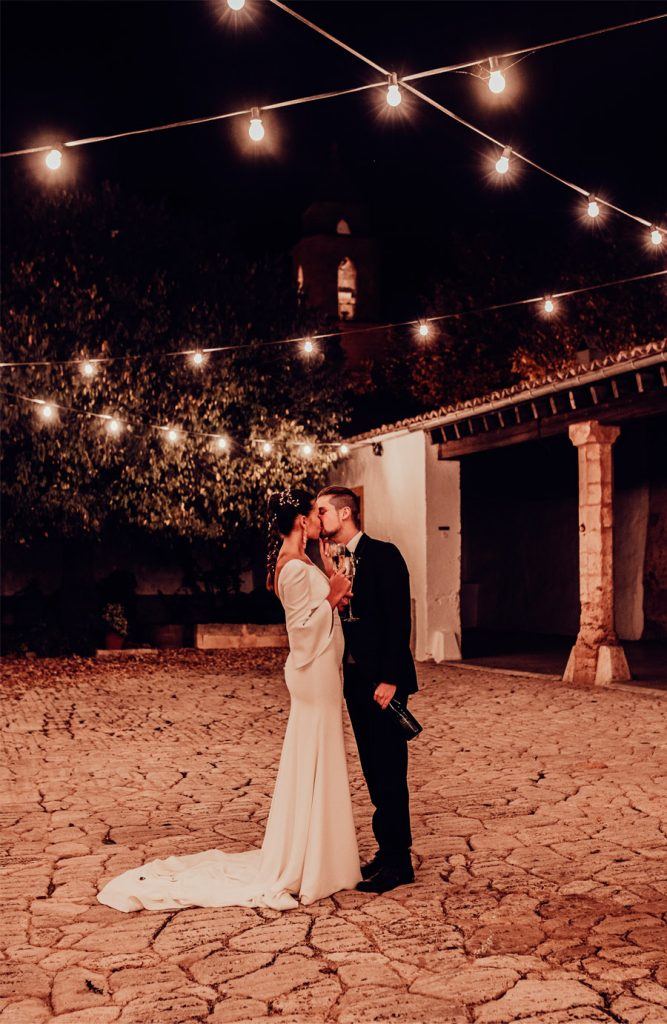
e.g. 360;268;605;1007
105;630;125;650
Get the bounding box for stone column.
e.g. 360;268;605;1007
564;421;631;685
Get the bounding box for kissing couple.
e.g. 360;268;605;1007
98;486;419;912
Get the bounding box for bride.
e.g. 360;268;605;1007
97;488;361;912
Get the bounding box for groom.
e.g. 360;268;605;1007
317;485;418;893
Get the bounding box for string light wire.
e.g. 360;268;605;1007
2;268;663;372
1;9;663;231
0;387;345;455
3;11;663;160
1;268;664;371
401;12;667;82
268;0;664;229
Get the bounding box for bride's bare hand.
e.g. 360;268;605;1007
327;569;352;608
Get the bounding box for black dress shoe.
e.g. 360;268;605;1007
360;853;384;880
356;865;414;894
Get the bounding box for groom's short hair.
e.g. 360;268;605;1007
318;486;361;529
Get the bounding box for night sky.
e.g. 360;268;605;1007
2;1;666;318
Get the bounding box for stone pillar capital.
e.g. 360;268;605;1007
568;420;620;448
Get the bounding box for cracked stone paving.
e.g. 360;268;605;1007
0;650;666;1023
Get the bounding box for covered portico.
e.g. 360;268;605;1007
331;342;667;684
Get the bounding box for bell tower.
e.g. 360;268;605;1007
292;197;380;325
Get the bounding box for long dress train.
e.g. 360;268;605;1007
97;559;361;912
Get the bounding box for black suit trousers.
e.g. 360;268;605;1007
344;665;412;865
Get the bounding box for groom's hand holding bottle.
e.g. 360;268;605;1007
327;569;352;610
374;682;397;710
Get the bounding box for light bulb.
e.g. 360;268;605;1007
249;108;264;142
191;351;205;367
39;403;55;421
650;227;663;246
166;428;180;444
45;147;63;171
495;146;511;175
386;73;401;107
215;436;228;451
488;69;506;94
301;443;313;457
303;339;314;354
262;441;272;455
587;198;600;219
543;298;555;315
227;0;245;9
107;418;122;436
80;360;95;377
339;443;350;456
418;322;430;338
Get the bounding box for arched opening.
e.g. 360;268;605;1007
336;218;351;235
337;257;357;320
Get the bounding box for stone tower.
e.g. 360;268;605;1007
292;171;380;327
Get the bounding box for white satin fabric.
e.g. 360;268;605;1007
97;560;361;912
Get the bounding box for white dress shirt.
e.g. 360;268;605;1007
346;531;364;554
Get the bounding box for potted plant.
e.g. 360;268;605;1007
102;603;128;650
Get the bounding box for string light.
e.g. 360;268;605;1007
44;147;63;171
0;11;660;239
495;146;511;175
650;227;663;246
587;197;601;218
190;350;206;367
339;443;350;456
303;338;315;354
248;108;265;142
487;58;506;94
417;321;431;338
227;0;245;9
80;360;96;378
268;1;663;237
543;297;556;315
386;73;402;107
3;389;349;457
1;270;664;372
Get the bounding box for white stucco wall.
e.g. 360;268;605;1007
614;483;649;640
425;442;462;660
331;431;461;661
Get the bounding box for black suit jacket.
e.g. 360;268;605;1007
341;534;418;704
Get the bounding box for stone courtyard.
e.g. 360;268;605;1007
0;651;665;1024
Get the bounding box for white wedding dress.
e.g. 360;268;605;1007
97;559;361;912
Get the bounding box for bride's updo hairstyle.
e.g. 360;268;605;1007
266;488;314;589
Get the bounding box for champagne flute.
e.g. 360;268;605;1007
329;543;358;622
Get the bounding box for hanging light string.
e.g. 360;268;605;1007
0;387;348;457
1;14;664;234
400;12;667;83
0;267;664;371
0;81;384;159
268;0;664;230
3;12;663;160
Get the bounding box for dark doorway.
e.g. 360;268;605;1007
460;434;579;663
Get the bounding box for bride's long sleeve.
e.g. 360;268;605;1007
279;560;334;669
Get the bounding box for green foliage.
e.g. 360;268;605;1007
101;602;128;638
1;185;347;571
363;233;665;422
